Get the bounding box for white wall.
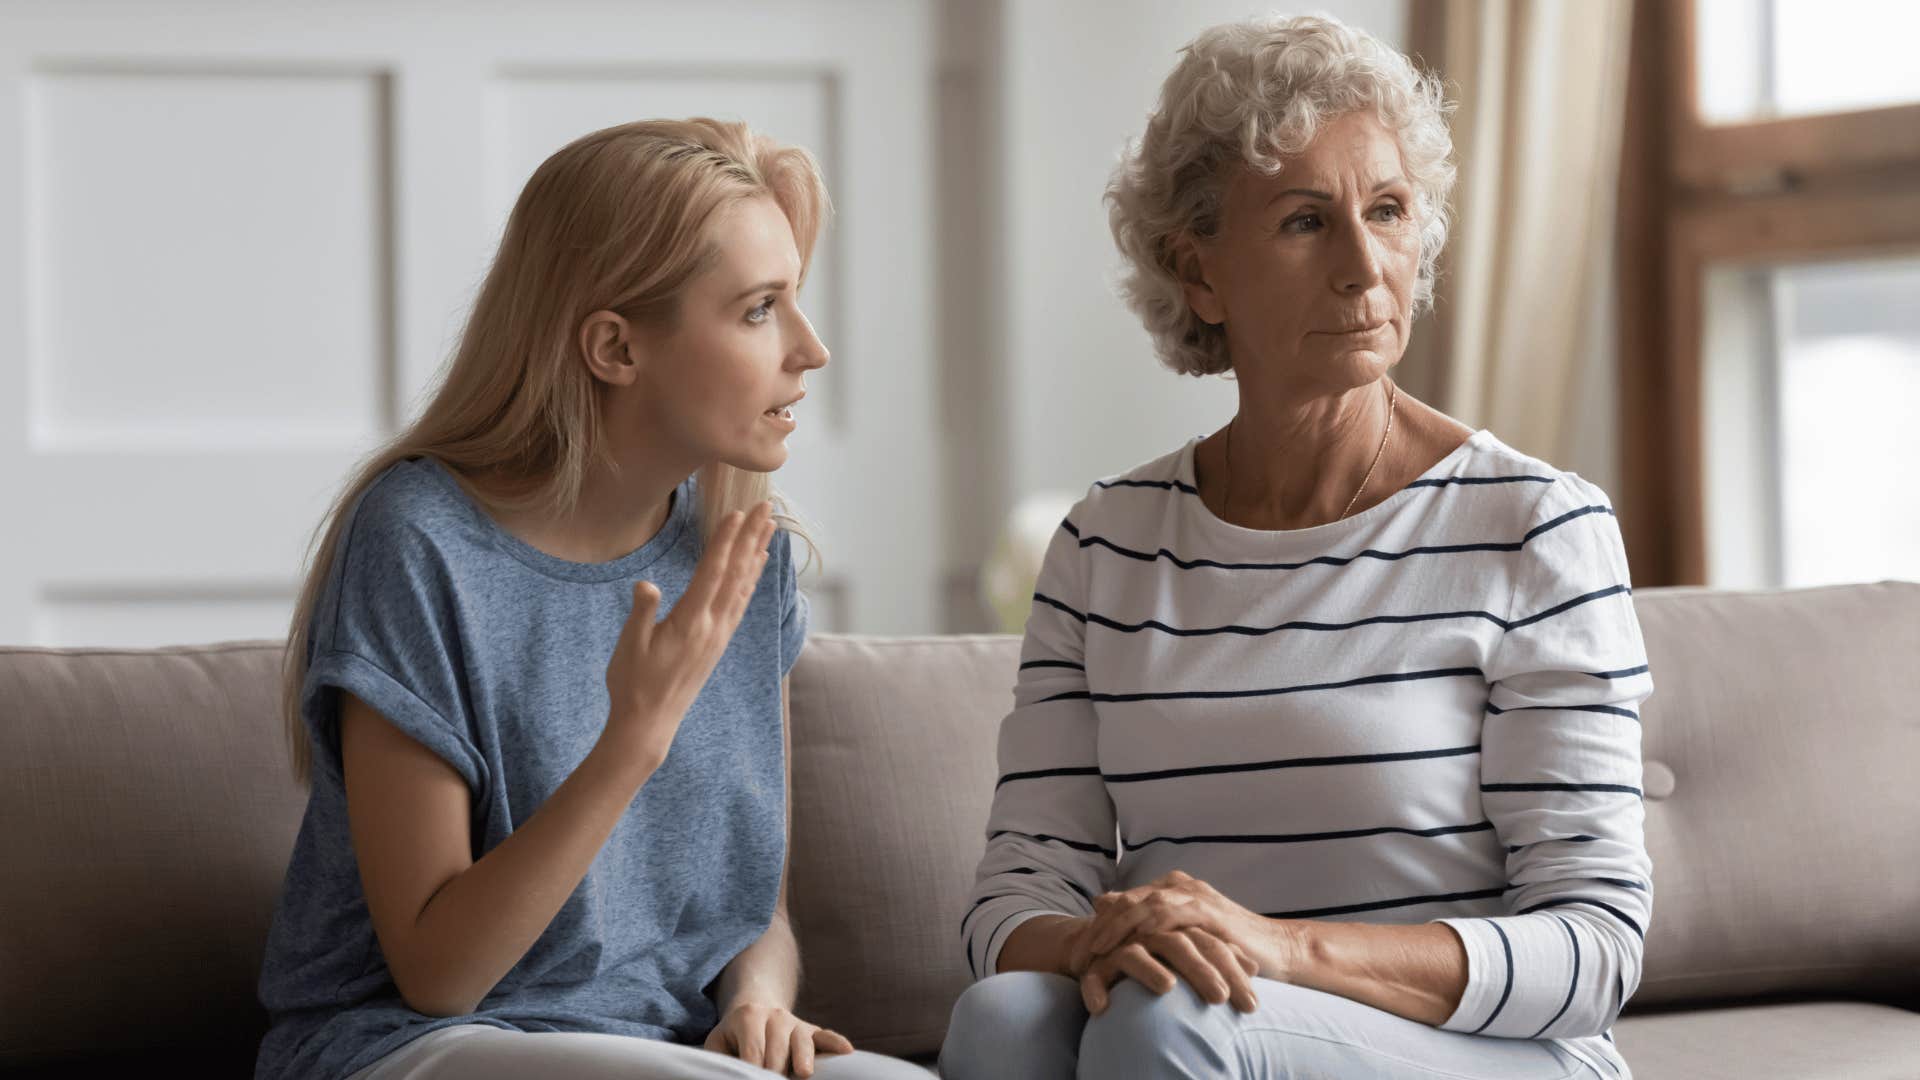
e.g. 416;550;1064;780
0;0;941;644
3;0;1426;641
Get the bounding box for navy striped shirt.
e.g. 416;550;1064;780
965;430;1652;1077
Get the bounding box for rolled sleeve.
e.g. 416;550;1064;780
301;481;485;794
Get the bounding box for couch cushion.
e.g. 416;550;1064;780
786;635;1018;1058
1615;1001;1920;1080
0;641;305;1067
6;582;1918;1067
0;633;1014;1067
1630;582;1920;1008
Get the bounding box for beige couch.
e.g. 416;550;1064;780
4;583;1919;1078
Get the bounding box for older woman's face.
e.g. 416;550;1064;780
1185;110;1421;393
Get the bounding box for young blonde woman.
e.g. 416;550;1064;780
253;119;921;1080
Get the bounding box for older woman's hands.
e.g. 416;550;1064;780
1072;921;1260;1015
1068;870;1303;1014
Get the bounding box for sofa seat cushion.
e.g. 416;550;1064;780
1615;1001;1920;1080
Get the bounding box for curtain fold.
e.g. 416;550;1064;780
1404;0;1633;477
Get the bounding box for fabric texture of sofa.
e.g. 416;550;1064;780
4;582;1919;1078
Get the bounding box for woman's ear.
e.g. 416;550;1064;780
1172;232;1226;326
579;310;641;386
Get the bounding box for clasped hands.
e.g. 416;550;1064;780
1061;870;1297;1016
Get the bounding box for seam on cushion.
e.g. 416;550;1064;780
1640;962;1920;982
0;641;283;657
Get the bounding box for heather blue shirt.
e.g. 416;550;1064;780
255;457;805;1080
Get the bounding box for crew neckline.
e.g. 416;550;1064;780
1177;428;1494;547
412;457;694;583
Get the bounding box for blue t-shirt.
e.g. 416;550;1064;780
254;457;806;1080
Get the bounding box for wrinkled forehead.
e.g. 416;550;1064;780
1226;113;1403;196
1283;113;1405;181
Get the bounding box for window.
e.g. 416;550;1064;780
1696;0;1920;123
1616;0;1920;586
1703;256;1920;587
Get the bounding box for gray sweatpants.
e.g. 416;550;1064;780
346;1024;930;1080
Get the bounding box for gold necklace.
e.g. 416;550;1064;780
1223;379;1397;526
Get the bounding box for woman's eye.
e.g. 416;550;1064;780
746;297;776;324
1284;214;1321;234
1373;203;1405;222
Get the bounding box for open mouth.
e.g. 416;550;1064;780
764;392;805;423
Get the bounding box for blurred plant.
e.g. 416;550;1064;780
978;491;1081;634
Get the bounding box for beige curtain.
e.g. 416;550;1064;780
1402;0;1634;472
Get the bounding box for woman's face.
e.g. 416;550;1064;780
1184;110;1421;396
632;194;829;474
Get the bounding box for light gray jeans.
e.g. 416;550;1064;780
346;1024;929;1080
939;972;1611;1080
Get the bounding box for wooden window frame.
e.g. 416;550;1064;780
1617;0;1920;585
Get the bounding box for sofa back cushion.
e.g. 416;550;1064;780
0;642;304;1068
1628;582;1920;1007
784;635;1012;1056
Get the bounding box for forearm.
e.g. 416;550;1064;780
713;909;800;1012
996;913;1083;976
1275;919;1468;1027
398;729;655;1015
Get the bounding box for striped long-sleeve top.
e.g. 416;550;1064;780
964;430;1653;1077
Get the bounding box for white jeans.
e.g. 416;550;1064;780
939;972;1616;1080
346;1024;929;1080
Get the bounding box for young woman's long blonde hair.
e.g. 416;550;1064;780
280;118;828;786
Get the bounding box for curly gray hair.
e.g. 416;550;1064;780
1106;14;1456;377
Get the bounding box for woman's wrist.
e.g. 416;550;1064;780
714;910;799;1014
1259;916;1314;983
996;913;1087;977
1055;915;1094;977
590;714;669;786
719;990;793;1014
1259;920;1467;1026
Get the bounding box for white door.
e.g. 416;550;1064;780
0;0;938;645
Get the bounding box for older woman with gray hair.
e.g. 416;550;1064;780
942;14;1651;1080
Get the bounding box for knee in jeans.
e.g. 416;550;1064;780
948;972;1066;1040
943;972;1080;1080
1077;981;1218;1078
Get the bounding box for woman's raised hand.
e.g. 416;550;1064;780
602;501;778;771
